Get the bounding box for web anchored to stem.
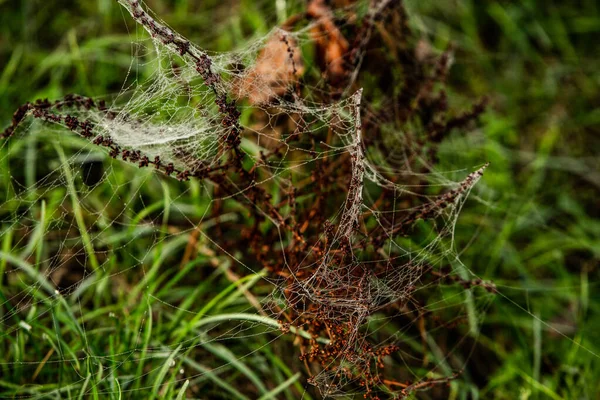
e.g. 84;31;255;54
1;0;495;398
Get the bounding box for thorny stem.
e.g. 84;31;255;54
121;0;242;148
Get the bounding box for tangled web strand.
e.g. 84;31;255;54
1;0;496;398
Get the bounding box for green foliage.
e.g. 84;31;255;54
0;0;599;398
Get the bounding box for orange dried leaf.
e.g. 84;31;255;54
308;0;350;84
232;34;304;105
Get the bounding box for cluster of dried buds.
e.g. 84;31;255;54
1;1;496;398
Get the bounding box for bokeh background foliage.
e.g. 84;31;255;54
1;0;599;398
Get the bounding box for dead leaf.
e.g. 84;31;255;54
307;0;350;85
232;33;304;105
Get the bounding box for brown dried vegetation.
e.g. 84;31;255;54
1;1;492;398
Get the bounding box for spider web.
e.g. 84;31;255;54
0;1;498;398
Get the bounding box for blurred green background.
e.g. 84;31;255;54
1;0;599;398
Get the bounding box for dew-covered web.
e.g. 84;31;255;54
0;0;503;398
